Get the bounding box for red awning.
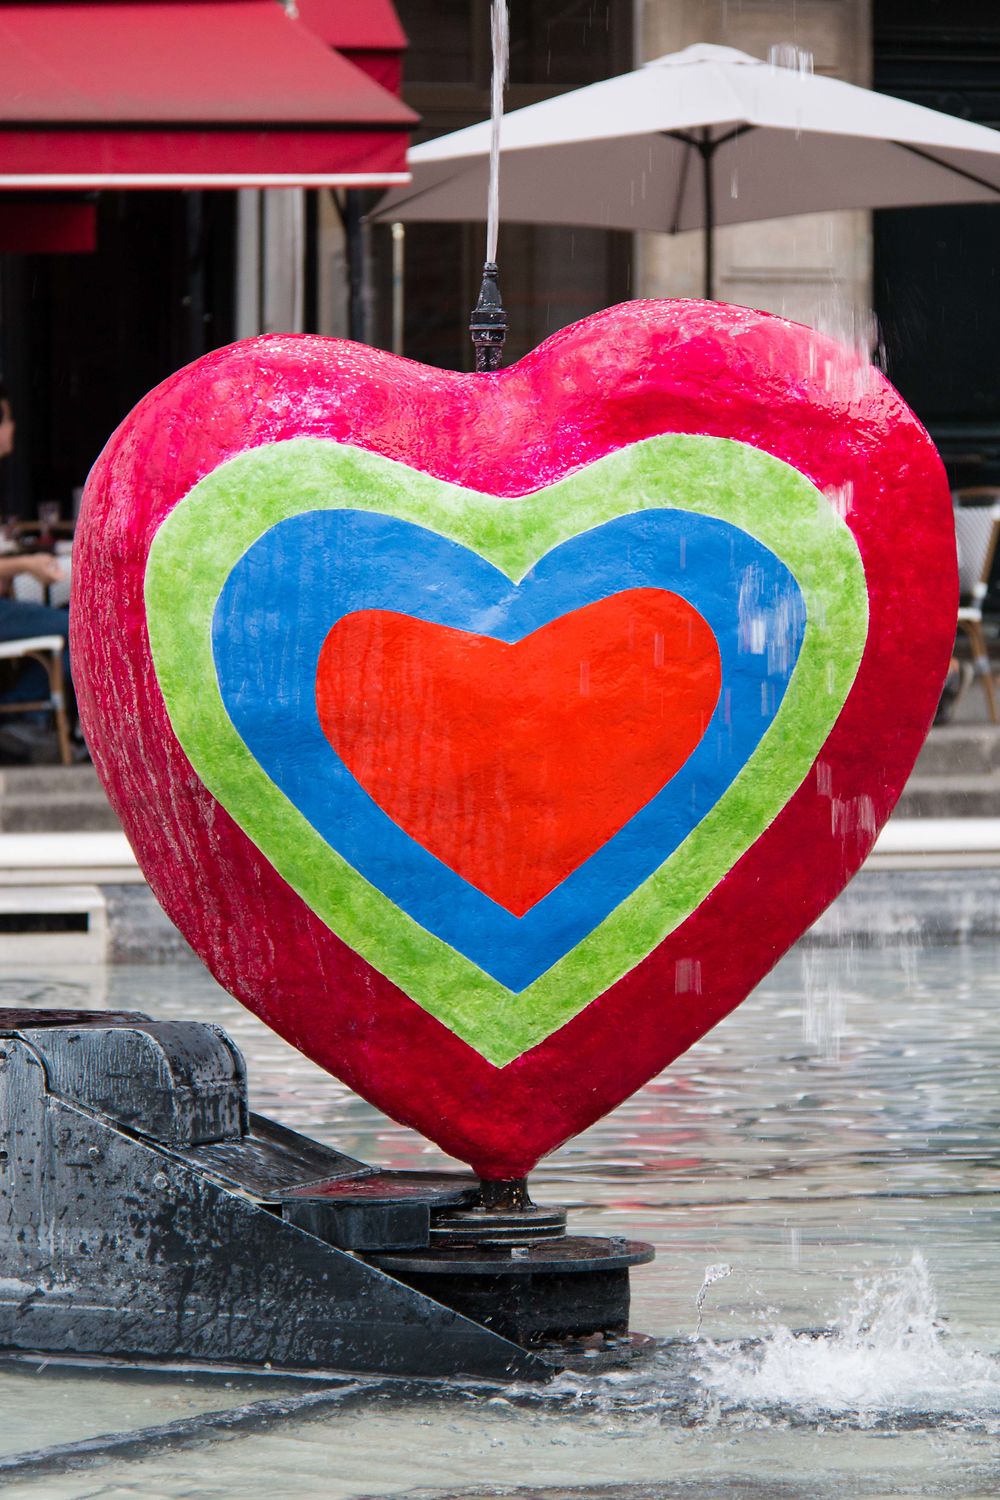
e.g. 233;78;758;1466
0;0;416;189
294;0;408;95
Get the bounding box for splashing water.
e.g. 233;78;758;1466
693;1263;733;1341
696;1255;1000;1419
768;44;814;147
809;304;886;401
768;42;815;76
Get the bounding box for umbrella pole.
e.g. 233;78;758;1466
699;130;715;302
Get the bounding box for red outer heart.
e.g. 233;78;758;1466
71;300;956;1179
316;590;721;916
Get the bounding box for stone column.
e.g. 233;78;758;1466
636;0;873;342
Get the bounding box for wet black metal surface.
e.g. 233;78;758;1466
430;1202;569;1245
177;1111;373;1199
280;1169;479;1252
26;1017;246;1147
373;1239;655;1347
0;1010;551;1381
469;261;508;371
377;1238;655;1277
0;1008;654;1383
430;1174;569;1245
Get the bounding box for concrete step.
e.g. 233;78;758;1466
895;774;1000;820
0;765;104;796
0;831;141;885
0;764;120;833
0;794;121;834
0;884;107;963
914;726;1000;777
871;817;1000;868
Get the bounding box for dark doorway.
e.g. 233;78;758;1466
874;0;1000;487
0;190;235;520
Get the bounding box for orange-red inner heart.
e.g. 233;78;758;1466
316;588;722;917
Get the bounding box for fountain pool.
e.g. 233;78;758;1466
0;937;997;1498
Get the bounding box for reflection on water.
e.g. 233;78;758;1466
0;940;998;1497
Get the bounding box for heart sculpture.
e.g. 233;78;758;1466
71;300;956;1178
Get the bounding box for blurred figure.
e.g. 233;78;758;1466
934;655;974;725
0;380;75;761
0;381;13;459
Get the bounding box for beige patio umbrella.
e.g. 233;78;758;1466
372;42;1000;299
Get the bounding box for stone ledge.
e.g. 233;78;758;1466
806;867;1000;946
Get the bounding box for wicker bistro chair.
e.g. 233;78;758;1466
953;487;1000;725
0;635;72;765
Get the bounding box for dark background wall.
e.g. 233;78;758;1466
0;191;234;519
874;0;1000;486
374;0;634;369
2;1;998;517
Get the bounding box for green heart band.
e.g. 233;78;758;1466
145;434;867;1066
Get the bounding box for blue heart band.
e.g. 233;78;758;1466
212;509;805;991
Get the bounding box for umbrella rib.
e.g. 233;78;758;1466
665;122;756;234
368;164;485;220
666;123;755;151
668;136;693;234
894;142;1000;198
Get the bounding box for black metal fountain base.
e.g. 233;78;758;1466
375;1175;652;1354
0;1009;653;1383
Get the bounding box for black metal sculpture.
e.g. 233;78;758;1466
0;1008;651;1379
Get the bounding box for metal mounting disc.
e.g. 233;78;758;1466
429;1201;568;1247
372;1235;654;1278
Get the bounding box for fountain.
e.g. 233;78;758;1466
0;0;962;1422
0;0;959;1383
1;941;999;1493
0;1;996;1488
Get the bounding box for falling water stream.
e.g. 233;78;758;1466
486;0;508;267
0;936;998;1496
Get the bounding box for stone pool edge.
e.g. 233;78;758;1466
3;824;1000;961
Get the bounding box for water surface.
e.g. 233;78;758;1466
0;940;997;1497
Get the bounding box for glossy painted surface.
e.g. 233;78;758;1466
71;300;956;1176
141;431;864;1070
316;588;722;916
194;481;816;1007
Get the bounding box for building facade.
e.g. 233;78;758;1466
382;0;999;484
0;0;997;521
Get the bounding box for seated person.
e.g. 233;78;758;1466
0;382;77;759
0;552;73;757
